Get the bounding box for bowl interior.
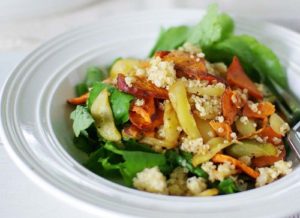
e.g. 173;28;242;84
49;37;299;184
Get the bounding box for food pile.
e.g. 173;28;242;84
67;5;296;196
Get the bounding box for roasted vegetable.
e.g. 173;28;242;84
212;154;259;179
117;74;168;99
169;81;201;139
162;101;180;147
269;113;289;136
235;118;256;137
194;116;216;143
209;121;232;141
91;89;121;141
67;93;89;105
110;58;146;81
221;89;238;124
225;140;277;158
227;56;263;99
243;101;275;119
192;137;232;166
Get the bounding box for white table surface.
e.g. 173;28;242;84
1;1;300;217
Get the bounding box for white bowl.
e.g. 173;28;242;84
1;10;300;218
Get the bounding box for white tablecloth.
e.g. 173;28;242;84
1;1;300;217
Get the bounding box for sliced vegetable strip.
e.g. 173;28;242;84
117;74;168;99
243;101;275;119
252;147;286;168
227;56;263;99
209;120;232;141
212;154;260;179
67;93;89;105
221;89;238;124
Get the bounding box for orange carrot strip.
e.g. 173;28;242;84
67;93;89;105
243;102;275;119
209;121;232;141
212;154;260;179
227;56;263;99
221;89;238;125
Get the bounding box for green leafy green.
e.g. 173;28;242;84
74;67;106;96
87;82;112;108
87;82;134;126
110;89;134;126
166;151;208;179
73;129;98;154
218;178;239;194
99;142;168;185
187;4;234;48
70;106;94;137
205;35;287;87
75;83;88;97
149;26;190;57
122;139;155;153
86;67;106;87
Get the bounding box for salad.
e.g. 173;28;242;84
67;5;299;196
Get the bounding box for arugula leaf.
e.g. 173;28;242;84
218;178;239;194
187;4;234;48
99;142;168;186
88;82;134;125
70;106;94;137
149;26;190;57
86;67;106;87
166;150;208;179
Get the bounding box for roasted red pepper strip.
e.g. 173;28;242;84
221;89;238;125
117;74;168;99
162;50;225;83
227;56;263;99
252;147;286;168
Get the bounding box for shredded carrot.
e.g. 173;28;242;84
243;102;275;119
221;89;238;125
212;154;260;179
227;56;263;99
67;93;89;105
209;121;232;141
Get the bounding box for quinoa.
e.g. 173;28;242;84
133;166;168;194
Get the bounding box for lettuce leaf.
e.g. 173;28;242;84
110;89;134;126
70;105;94;137
204;35;287;87
149;26;190;57
218;178;239;194
85;66;106;87
88;82;134;125
98;142;169;186
166;150;208;179
187;4;234;48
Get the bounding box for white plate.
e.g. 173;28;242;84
1;10;300;218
